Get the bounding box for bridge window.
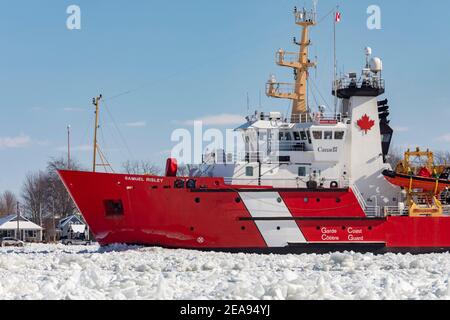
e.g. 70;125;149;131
298;167;306;177
279;132;292;141
324;131;333;140
312;131;322;140
293;132;301;141
300;131;307;141
335;131;345;140
246;167;254;177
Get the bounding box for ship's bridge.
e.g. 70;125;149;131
234;111;348;164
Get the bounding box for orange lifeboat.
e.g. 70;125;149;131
382;168;450;193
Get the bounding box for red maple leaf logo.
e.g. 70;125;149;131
357;114;375;134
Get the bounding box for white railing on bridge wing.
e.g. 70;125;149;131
350;183;382;217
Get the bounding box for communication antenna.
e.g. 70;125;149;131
313;0;318;15
259;90;262;109
246;92;250;113
365;46;372;68
67;125;71;170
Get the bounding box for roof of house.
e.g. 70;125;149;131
0;214;43;231
58;215;85;228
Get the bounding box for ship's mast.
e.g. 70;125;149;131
92;95;102;173
266;6;317;122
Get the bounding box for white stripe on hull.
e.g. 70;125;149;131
239;192;307;247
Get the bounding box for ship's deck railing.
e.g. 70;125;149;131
291;113;344;124
276;51;300;65
224;177;349;188
384;206;450;217
350;183;382;217
383;206;409;217
334;77;385;92
253;112;345;125
294;9;317;25
233;148;309;162
256;112;313;124
266;82;296;97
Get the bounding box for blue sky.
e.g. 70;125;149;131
0;0;450;195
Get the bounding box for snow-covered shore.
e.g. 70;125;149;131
0;244;449;300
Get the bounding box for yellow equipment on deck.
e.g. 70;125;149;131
396;148;444;217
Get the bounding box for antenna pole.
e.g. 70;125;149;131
67;125;71;170
92;95;102;173
16;202;20;241
333;5;339;115
246;92;250;113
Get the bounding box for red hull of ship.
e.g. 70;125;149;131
59;170;450;253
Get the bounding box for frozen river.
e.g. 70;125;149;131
0;244;450;300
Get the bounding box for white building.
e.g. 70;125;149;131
57;215;89;241
0;214;43;242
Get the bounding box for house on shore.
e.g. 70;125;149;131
0;214;43;242
57;215;90;241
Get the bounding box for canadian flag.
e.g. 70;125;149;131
335;12;341;23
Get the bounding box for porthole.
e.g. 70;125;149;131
235;197;241;203
277;198;282;203
277;226;281;231
241;226;246;231
190;227;195;232
336;198;342;203
195;198;201;204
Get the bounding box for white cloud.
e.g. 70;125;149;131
179;114;244;126
0;134;31;149
57;144;92;152
64;107;84;112
438;134;450;142
125;121;147;127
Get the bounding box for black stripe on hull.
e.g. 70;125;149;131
99;243;450;255
238;217;387;221
191;188;349;193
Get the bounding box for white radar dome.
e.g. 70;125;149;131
370;57;383;73
365;47;372;56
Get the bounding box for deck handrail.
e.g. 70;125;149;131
350;182;381;217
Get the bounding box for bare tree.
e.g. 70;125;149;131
46;157;80;219
386;147;404;169
0;191;18;216
122;160;162;175
177;164;199;177
21;157;81;226
434;151;450;166
21;171;47;224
